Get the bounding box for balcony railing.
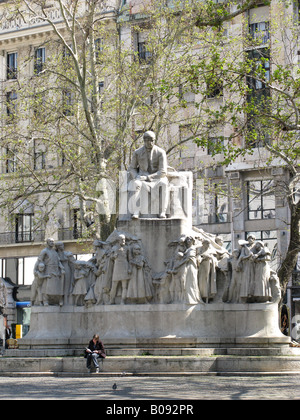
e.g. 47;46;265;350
0;228;83;245
0;8;62;34
0;230;45;245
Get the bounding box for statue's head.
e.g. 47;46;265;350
55;241;64;250
247;234;256;245
118;234;126;245
38;262;45;272
133;244;141;255
143;131;156;151
185;236;195;247
46;238;55;248
202;239;210;249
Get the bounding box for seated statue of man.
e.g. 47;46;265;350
128;131;169;219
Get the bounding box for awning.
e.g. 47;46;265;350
16;301;31;308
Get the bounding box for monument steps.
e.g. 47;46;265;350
4;346;300;358
1;351;300;375
1;371;300;378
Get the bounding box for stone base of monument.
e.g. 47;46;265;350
1;352;300;375
8;302;299;375
18;302;289;352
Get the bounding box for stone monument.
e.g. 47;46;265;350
19;131;289;351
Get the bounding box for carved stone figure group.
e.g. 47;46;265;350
154;232;226;304
31;238;75;306
226;236;281;304
31;232;280;307
31;234;154;306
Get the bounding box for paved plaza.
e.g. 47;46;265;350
0;374;299;400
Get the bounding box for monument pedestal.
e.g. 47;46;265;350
117;218;191;273
19;302;289;350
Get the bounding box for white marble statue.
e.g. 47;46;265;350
55;241;75;305
31;261;50;306
181;236;202;305
128;130;169;219
226;249;242;303
37;238;65;306
167;238;186;303
269;270;281;303
198;239;218;303
237;235;257;303
93;241;110;305
252;241;272;303
127;243;153;303
109;234;131;304
72;261;89;306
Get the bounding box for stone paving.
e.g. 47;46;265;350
0;374;299;400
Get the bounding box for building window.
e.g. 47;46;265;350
137;41;152;63
195;180;211;225
195;181;229;225
214;184;228;223
7;52;18;80
15;214;33;243
33;140;46;170
206;76;223;99
295;0;300;22
95;38;103;62
249;21;270;44
246;48;270;147
98;81;104;110
247;48;270;91
178;84;195;104
72;209;83;239
62;90;75;116
63;43;73;59
32;93;46;119
0;256;37;285
207;137;224;155
59;152;66;166
5;147;17;173
247;180;275;220
34;47;46;74
6;91;17;120
248;4;270;44
218;233;232;254
34;151;46;170
99;81;104;95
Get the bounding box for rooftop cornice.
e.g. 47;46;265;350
0;4;117;43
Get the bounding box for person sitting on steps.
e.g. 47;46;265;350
85;334;106;373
